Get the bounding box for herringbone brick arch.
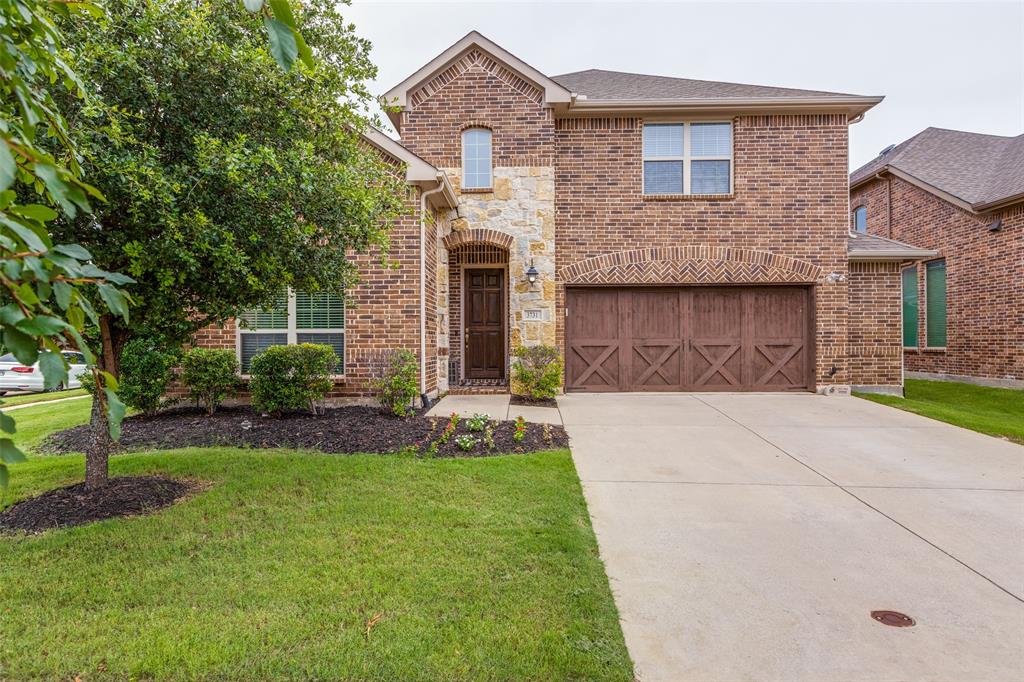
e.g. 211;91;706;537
443;228;514;251
558;246;822;285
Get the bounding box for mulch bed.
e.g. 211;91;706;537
43;405;569;458
509;394;558;408
0;476;195;534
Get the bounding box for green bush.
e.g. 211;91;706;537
249;343;336;416
373;349;419;417
181;348;239;415
512;345;563;401
119;337;178;416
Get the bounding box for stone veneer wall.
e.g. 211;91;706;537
447;167;557;357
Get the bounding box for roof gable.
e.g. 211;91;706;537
382;31;572;119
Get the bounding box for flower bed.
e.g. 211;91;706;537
43;406;569;458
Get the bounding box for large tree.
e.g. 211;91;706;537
57;0;406;368
53;0;406;483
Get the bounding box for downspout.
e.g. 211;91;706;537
419;177;447;406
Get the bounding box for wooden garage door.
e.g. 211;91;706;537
566;286;813;392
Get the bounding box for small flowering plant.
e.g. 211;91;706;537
512;416;527;443
466;413;489;432
454;434;478;452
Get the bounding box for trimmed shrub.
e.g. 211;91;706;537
181;348;239;415
119;337;177;416
373;349;419;417
249;343;336;416
512;345;563;400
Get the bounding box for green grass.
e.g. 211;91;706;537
0;401;633;681
855;379;1024;444
0;387;88;407
6;395;93;453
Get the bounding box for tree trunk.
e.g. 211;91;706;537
85;393;111;489
84;315;129;489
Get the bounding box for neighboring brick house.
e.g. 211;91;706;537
194;31;934;400
850;127;1024;388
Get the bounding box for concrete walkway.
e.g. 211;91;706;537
561;392;1024;682
426;394;562;425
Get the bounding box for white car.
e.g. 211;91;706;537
0;351;89;395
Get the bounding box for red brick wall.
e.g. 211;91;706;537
554;114;852;387
852;176;1023;383
398;49;554;167
186;190;439;401
848;261;903;388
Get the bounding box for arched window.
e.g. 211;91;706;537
852;206;867;233
462;127;492;189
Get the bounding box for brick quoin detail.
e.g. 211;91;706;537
443;228;514;251
558;246;822;285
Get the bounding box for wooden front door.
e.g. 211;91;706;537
464;268;506;380
566;286;813;392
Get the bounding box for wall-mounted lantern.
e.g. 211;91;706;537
525;259;539;285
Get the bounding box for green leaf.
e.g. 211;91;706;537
99;370;119;392
11;204;58;222
268;0;313;68
38;350;68;390
0;215;49;252
53;280;72;309
53;243;92;260
0;303;26;327
264;17;298;71
0;463;7;492
15;315;68;336
0;438;27;464
104;388;126;441
2;328;38;366
0;140;15;191
97;283;130;322
0;412;15;434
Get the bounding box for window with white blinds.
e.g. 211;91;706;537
238;289;345;373
643;122;732;195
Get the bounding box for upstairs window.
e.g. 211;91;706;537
925;259;947;348
853;206;867;233
462;127;492;189
238;289;345;373
643;122;732;195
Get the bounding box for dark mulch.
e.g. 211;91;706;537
0;476;195;534
510;394;559;408
43;405;568;458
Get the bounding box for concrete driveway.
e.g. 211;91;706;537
561;393;1024;682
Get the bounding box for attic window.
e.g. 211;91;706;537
462;128;492;189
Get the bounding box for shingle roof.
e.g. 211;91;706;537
847;232;937;261
551;69;861;101
850;127;1024;211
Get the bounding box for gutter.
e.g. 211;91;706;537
418;176;447;405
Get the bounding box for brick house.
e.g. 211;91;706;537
850;127;1023;389
195;31;935;400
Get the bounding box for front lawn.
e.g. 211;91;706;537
855;379;1024;444
0;387;88;408
0;403;633;680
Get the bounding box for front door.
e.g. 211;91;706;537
464;268;506;380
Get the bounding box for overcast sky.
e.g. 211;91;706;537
345;0;1024;171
